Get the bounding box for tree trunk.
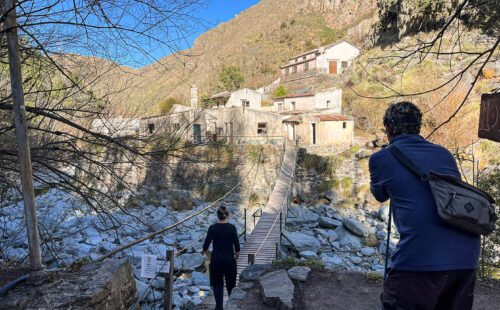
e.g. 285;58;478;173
3;0;45;279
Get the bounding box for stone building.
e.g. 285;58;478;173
280;41;360;82
273;89;342;113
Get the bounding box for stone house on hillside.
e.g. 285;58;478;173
272;89;342;113
280;41;360;82
206;88;263;110
282;112;354;147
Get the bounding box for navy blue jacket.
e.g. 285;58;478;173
369;134;480;271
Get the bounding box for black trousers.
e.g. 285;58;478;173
210;260;237;310
381;269;477;310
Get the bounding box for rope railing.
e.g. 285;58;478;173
95;151;261;263
129;208;246;310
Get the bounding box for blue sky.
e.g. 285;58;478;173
140;0;261;67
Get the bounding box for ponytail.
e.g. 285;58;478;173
217;206;229;220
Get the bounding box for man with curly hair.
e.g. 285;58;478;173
370;101;479;310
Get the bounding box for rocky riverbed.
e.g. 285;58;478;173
1;185;399;309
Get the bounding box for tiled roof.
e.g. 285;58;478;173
273;92;315;100
283;115;302;123
208;91;231;99
314;114;351;121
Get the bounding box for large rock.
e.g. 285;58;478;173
180;253;205;271
318;216;342;229
323;190;338;202
259;270;295;309
322;255;344;270
286;206;319;226
283;231;321;252
240;264;273;282
191;271;210;287
327;230;338;242
4;259;137;309
379;206;390;223
342;218;368;237
361;247;376;256
335;227;362;250
287;266;311;282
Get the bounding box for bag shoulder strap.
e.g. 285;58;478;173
386;144;429;182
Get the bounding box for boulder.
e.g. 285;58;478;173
191;271;210;287
286;206;319;226
379;206;390;223
335;227;362;250
376;230;388;240
229;287;246;301
287;266;311;282
322;255;344;270
283;231;321;252
259;270;295;309
350;256;363;265
318;216;342;229
180;253;205;271
299;251;318;259
342;218;368;237
361;247;376;257
323;190;338;202
8;259;137;309
240;264;273;282
327;230;338;242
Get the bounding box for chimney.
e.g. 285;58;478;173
190;86;199;109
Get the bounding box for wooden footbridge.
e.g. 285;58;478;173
197;145;297;309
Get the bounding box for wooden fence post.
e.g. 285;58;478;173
248;254;255;265
164;250;174;310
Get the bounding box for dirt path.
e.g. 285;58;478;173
234;269;500;310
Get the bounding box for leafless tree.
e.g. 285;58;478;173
344;0;499;144
0;0;211;275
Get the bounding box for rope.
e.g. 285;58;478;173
130;208;245;309
96;153;260;263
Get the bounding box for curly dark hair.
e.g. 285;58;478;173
383;101;422;137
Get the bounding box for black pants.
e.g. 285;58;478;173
210;260;237;310
381;269;477;310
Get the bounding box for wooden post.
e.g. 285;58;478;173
248;254;255;265
164;250;174;310
3;0;44;279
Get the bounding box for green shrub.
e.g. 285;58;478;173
203;183;227;202
365;272;384;282
275;85;287;97
302;153;331;175
158;97;183;114
273;257;324;269
318;179;340;193
341;177;353;189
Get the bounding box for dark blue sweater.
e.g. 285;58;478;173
369;134;480;271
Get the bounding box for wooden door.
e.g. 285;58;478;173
329;61;338;74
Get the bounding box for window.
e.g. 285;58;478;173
278;103;283;111
257;123;267;134
293;66;297;73
343;122;347;129
295;58;298;63
148;123;155;134
291;101;296;110
341;61;348;68
303;56;306;61
245;101;250;107
217;127;223;135
304;62;309;71
326;100;331;108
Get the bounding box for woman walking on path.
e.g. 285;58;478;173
202;206;240;310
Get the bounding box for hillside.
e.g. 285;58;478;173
65;0;377;115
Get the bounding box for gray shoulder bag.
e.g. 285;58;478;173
387;144;498;236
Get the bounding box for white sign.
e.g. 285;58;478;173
141;254;157;279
